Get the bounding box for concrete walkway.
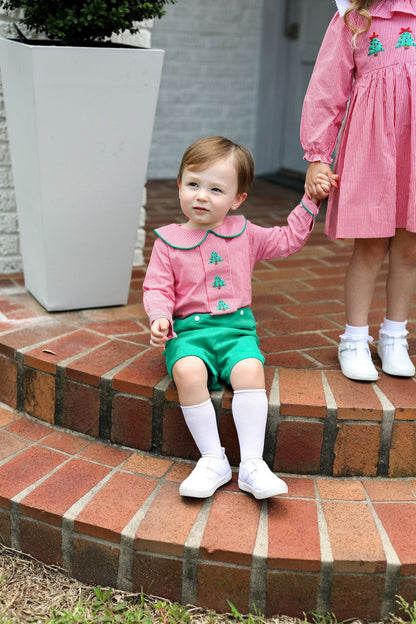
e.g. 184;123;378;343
0;178;415;620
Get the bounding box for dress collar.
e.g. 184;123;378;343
335;0;351;17
335;0;416;18
155;215;247;249
371;0;416;18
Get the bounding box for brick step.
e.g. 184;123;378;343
0;310;415;477
1;403;416;621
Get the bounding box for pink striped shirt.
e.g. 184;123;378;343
143;195;318;328
301;0;416;239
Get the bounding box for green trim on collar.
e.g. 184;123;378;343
154;216;247;250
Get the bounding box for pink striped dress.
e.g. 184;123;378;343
301;0;416;239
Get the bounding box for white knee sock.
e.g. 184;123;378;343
181;399;223;459
232;389;268;463
380;317;408;337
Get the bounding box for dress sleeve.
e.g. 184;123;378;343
301;12;355;164
142;238;175;329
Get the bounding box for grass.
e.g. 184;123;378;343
1;544;415;624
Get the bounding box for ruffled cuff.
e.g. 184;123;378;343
303;152;333;165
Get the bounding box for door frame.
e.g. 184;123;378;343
254;0;289;175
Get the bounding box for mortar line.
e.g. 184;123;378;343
248;499;268;614
182;497;213;606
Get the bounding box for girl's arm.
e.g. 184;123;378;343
301;12;355;165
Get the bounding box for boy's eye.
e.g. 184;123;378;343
188;182;198;188
212;187;222;193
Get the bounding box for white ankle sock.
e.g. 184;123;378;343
181;399;223;459
380;317;407;337
232;389;267;463
342;324;370;341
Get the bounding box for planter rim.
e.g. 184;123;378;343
0;36;163;52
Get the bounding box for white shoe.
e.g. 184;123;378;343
179;450;232;498
338;338;379;381
377;334;415;377
238;458;288;499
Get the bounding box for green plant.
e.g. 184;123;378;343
305;611;355;624
0;0;176;45
390;595;416;624
46;586;193;624
226;600;263;624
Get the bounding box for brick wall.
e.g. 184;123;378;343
147;0;263;179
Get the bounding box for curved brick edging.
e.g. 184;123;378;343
0;306;416;478
1;405;416;621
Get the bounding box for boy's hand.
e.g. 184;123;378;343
150;317;170;349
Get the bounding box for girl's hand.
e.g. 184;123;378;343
312;173;339;202
150;318;170;349
305;162;336;199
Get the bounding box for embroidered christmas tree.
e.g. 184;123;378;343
396;27;416;49
209;251;223;265
368;32;384;56
212;275;226;289
217;300;230;311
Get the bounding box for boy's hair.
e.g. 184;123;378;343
344;0;373;43
178;136;255;194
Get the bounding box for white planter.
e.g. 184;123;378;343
0;38;164;311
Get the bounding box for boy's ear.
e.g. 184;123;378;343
177;179;181;190
231;192;247;211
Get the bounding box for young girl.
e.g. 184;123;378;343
143;136;330;499
301;0;416;381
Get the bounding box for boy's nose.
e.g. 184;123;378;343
196;188;208;200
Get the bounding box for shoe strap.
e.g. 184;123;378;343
339;339;372;352
380;336;409;349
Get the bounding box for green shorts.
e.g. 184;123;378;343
164;308;264;390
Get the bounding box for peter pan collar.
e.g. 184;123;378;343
155;215;247;249
335;0;416;18
335;0;350;17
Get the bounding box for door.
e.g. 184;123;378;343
280;0;335;174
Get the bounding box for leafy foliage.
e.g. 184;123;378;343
0;0;176;44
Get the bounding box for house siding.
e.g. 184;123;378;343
148;0;264;179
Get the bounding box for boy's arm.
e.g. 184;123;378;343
249;194;322;261
143;239;175;338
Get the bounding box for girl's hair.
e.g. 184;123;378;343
344;0;373;43
178;136;255;194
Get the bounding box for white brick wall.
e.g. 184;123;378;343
0;15;21;274
147;0;263;179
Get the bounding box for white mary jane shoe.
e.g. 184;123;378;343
338;338;379;381
377;335;415;377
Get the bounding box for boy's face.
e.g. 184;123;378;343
178;156;247;230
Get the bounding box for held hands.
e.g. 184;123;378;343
305;162;339;204
150;317;170;349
